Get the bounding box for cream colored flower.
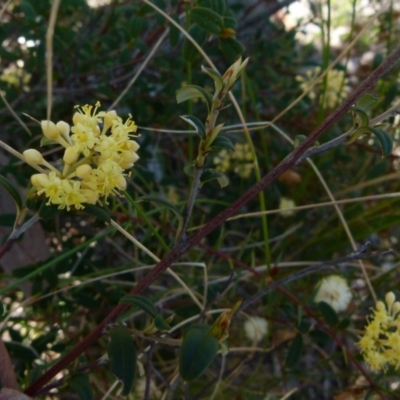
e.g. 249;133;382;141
314;275;352;312
244;316;268;342
359;292;400;371
279;197;296;217
28;102;140;211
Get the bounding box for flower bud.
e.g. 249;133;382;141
24;149;44;165
127;140;140;152
41;120;60;140
56;121;70;137
376;301;385;311
75;164;92;179
103;110;118;131
386;292;396;307
63;147;79;165
81;189;98;204
393;302;400;314
116;175;127;189
31;173;49;188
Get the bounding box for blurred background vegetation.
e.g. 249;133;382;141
1;0;400;398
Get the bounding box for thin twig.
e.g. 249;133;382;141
238;243;391;313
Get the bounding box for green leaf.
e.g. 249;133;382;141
190;7;224;35
285;333;303;369
355;93;380;112
337;317;351;330
369;127;393;157
349;107;370;127
82;204;111;223
210;135;235;151
0;175;23;213
184;160;197;177
154;314;171;330
182;24;207;63
179;324;220;381
211;0;226;14
180;115;206;139
38;201;60;221
218;36;244;62
119;294;158;318
68;373;93;400
129;16;143;39
201;169;229;188
107;328;136;396
309;329;332;347
176;85;212;112
201;66;224;95
0;302;5;318
222;11;237;30
317;301;339;327
169;14;180;47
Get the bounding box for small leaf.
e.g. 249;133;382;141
38;201;60;221
285;333;303;369
176;85;212;112
182;24;207;63
82;204;111;223
179;324;220;381
154;314;171;330
68;373;93;400
218;37;244;62
222;10;237;31
189;7;224;35
180;115;206;139
337;317;351;330
107;328;136;396
119;294;158;318
350;107;370;127
317;301;339;327
211;0;226;15
309;329;332;347
369;127;393;157
201;169;229;188
210;135;235;151
129;16;143;39
201;66;224;95
355;93;380;112
0;175;23;213
184;160;197;177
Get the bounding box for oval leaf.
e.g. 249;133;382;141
154;314;171;331
201;66;224;94
0;175;23;213
355;93;380;112
218;36;244;62
38;201;60;221
201;168;228;187
211;135;235;151
182;24;207;63
317;301;339;327
190;7;224;35
179;324;220;381
369;127;393;157
184;160;197;177
180;115;206;139
285;333;303;369
68;373;93;400
107;328;136;396
176;85;212;112
119;294;158;318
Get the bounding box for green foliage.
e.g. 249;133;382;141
107;328;137;396
179;324;220;381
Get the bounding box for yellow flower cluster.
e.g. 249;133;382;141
213;143;254;179
0;64;31;92
296;67;351;109
24;102;139;211
359;292;400;371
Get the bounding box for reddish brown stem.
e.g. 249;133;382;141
24;43;400;397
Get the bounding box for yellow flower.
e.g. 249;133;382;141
359;292;400;371
27;102;140;211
